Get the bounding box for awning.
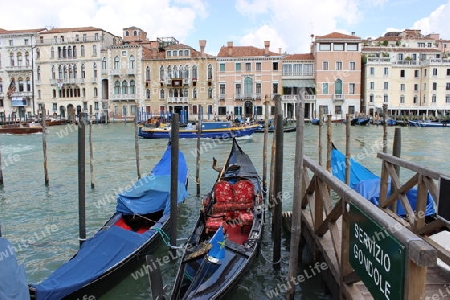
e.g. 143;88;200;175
282;79;315;88
11;97;27;107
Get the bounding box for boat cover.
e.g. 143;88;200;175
224;139;259;179
32;145;189;299
331;148;435;216
116;145;188;215
0;238;29;300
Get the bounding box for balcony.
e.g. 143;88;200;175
167;97;189;104
233;93;262;101
126;68;135;75
109;94;136;101
5;65;32;72
333;94;345;102
110;69;121;76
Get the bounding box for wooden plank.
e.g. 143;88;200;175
314;177;324;234
415;174;429;232
316;198;343;236
423;236;450;267
320;183;342;262
377;152;450;180
301;170;313;209
404;260;427;300
417;218;445;235
383;173;419;208
379;161;389;208
423;176;438;205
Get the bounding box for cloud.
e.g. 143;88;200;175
412;2;450;38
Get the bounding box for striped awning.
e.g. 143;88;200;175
282;79;315;88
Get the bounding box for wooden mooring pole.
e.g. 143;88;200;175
390;128;401;213
287;93;304;299
42;106;49;186
262;95;269;195
273;112;283;270
78;110;86;247
326;114;332;173
170;113;180;249
0;145;3;185
196;106;202;196
345;114;351;185
134;114;141;180
89;106;95;188
383;104;388;153
318;107;323;166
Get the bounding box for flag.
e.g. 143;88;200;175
7;78;16;98
207;226;226;262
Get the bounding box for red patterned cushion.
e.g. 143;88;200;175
215;180;234;202
233;180;254;204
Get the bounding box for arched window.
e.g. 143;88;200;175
133;30;137;36
114;81;120;94
68;46;73;58
102;57;107;70
17;52;22;66
244;77;253;97
334;79;343;95
92;45;97;56
81;64;85;78
9;53;14;66
80;45;85;57
160;89;165;99
184;65;189;78
26;77;31;91
129;55;135;69
146;66;151;81
51;47;54;58
130;80;135;94
58;65;63;79
69;64;73;78
192;65;198;79
125;31;129;36
73;64;77;78
37;66;41;81
207;64;213;80
169;89;174;97
18;77;24;92
25;52;30;66
184;50;189;56
114;56;120;69
160;66;165;81
179;50;183;56
208;87;212;99
167;66;172;79
193;88;197;99
94;87;98;97
73;46;77;58
93;63;98;78
122;80;128;94
173;66;177;78
36;48;40;59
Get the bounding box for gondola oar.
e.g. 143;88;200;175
146;254;165;300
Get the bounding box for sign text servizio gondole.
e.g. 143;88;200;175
349;203;406;300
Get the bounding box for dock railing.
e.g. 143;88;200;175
301;155;437;299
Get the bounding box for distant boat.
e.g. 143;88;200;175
350;118;370;126
254;125;296;133
29;143;189;300
171;138;264;299
139;121;259;139
0;123;43;134
311;117;344;125
408;120;450;127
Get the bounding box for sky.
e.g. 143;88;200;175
2;0;450;56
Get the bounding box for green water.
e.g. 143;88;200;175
0;122;448;299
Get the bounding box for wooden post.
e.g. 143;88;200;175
89;106;95;188
78;111;86;247
326;114;332;173
134;115;141;180
287;93;304;299
170;113;180;249
196;106;202;196
270;95;281;209
273;113;283;270
146;255;165;300
383;104;388;153
318;107;323;166
42;105;49;186
0;145;3;185
390;128;401;213
262;95;269;195
345;114;351;185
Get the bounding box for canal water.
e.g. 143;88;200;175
0;122;449;299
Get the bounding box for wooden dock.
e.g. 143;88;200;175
283;152;450;300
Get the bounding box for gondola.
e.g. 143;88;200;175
171;138;264;299
29;143;189;300
254;125;296;133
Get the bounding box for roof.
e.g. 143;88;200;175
283;53;314;60
315;32;361;40
142;43;214;60
44;26;103;34
0;28;46;34
217;45;280;57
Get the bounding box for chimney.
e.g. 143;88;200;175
351;31;355;36
279;48;282;54
264;41;270;55
227;41;233;56
199;40;206;54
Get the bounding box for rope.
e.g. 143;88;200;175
153;227;172;247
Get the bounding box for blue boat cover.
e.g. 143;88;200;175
331;148;435;216
32;145;189;299
0;238;29;300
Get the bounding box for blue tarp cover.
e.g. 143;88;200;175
33;145;188;299
0;238;29;300
331;148;435;216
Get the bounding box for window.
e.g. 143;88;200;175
335;105;342;115
9;40;13;46
114;81;120;94
447;83;450;90
349;83;356;94
319;44;331;51
160;89;165;99
273;62;278;70
384;67;389;76
322;83;328;94
208;87;212;98
207;64;213;80
433;68;438;76
322;61;328;70
348;106;355;114
93;63;97;79
93;87;98;97
193;88;197;99
384;82;389;90
129;55;135;69
192;65;198;79
432;94;437;103
446;94;450;103
319;105;328;114
130;80;135;94
92;45;97;56
245;62;251;71
235;63;241;71
400;95;405;104
219;84;225;98
336;61;342;70
146;66;150;81
122;80;128;94
424;69;427;77
81;45;85;57
235;84;241;96
256;62;261;71
384;94;388;103
414;96;418;104
347;44;358;51
400;84;405;91
414;84;419;91
273;83;278;94
114;56;119;69
349;61;356;70
333;44;344;51
414;70;419;78
370;82;374;90
370;67;375;76
433;82;437;91
400;70;405;78
94;102;99;110
219;63;225;72
447;69;450;76
369;94;374;103
102;57;107;70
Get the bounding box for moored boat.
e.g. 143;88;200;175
0;123;43;134
408;120;450;127
29;143;189;300
139;121;259;139
171;138;264;299
254;125;296;133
